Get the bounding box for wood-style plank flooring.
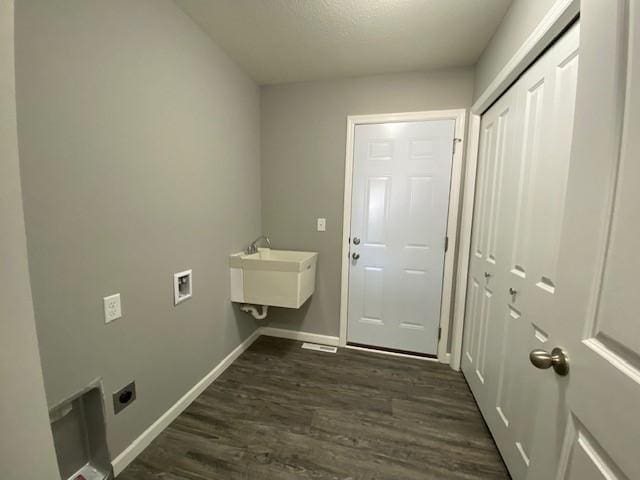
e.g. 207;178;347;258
119;336;509;479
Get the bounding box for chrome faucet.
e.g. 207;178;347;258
246;235;271;254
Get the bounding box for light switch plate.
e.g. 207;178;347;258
317;218;326;232
103;294;122;323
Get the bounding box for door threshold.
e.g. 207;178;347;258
346;342;438;362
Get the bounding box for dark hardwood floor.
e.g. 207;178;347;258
119;336;509;479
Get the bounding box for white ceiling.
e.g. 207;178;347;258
175;0;512;85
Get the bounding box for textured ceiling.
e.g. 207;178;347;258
174;0;512;85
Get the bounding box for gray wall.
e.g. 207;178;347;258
261;69;474;337
474;0;558;100
15;0;261;458
0;1;60;478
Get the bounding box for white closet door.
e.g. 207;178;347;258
527;2;640;478
347;120;455;355
462;21;580;479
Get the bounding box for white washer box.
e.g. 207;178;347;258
173;269;192;305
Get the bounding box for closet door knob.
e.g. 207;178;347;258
530;347;570;376
352;253;360;260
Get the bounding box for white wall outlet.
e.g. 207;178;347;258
317;217;326;232
173;269;193;305
103;293;122;324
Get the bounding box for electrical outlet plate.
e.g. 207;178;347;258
113;381;136;414
103;293;122;323
317;218;326;232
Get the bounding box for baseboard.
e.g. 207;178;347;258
442;352;453;368
259;327;340;346
111;328;262;476
111;326;338;476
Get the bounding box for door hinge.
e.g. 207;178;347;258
438;327;442;341
452;137;462;156
444;236;449;253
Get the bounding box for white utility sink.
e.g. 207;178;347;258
229;248;318;308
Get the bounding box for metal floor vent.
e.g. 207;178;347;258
301;342;337;353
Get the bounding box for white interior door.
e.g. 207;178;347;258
347;120;455;355
526;2;640;478
462;21;581;478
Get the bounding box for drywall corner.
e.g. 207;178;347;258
0;1;60;477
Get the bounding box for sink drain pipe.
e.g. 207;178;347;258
240;304;269;320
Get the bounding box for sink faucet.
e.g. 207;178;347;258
246;235;271;254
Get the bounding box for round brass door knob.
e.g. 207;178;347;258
530;347;570;376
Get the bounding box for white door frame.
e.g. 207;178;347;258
449;0;580;370
339;109;466;364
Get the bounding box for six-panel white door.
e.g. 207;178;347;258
527;2;640;478
463;20;581;479
347;120;455;355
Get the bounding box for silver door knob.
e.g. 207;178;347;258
484;272;491;279
353;237;361;245
509;287;518;296
529;347;570;376
352;252;360;260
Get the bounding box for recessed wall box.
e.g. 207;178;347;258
49;382;113;480
173;269;192;305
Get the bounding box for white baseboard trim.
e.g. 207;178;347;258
442;352;453;368
111;328;262;476
111;324;449;475
112;327;339;475
259;327;340;347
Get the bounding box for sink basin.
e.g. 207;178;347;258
229;248;318;308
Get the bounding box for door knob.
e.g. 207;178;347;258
352;252;360;260
509;287;518;296
529;347;570;376
484;272;491;279
353;237;361;245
